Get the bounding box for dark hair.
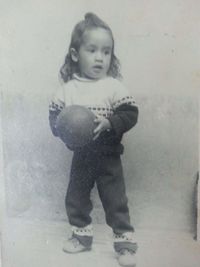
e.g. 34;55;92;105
60;12;122;82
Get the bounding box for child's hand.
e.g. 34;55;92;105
93;116;111;140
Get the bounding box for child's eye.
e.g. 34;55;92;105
88;48;95;53
104;50;111;55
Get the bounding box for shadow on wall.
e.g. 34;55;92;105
1;92;198;232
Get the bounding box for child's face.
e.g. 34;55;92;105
75;28;113;80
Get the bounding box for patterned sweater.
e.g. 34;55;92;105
49;74;138;154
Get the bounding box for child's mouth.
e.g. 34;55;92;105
93;65;103;71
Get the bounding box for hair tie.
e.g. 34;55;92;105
84;12;97;22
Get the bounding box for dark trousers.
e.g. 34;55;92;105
65;150;134;235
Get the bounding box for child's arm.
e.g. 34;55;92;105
93;82;138;140
108;82;139;137
48;89;65;136
108;102;138;137
93;104;138;140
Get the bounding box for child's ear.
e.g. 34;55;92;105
70;48;79;62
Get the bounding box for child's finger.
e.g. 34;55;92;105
94;119;100;123
93;131;100;140
94;117;101;123
93;124;102;134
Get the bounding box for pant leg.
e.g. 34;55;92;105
65;151;95;228
96;154;134;234
96;154;137;252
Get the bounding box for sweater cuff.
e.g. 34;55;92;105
108;115;125;137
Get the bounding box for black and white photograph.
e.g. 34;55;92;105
0;1;199;267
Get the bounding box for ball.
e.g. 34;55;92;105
56;105;96;149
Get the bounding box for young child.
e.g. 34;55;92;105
49;13;139;267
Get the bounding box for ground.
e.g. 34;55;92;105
1;218;200;267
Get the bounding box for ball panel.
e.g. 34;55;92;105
56;105;96;148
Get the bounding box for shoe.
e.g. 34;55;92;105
63;236;91;253
117;249;137;267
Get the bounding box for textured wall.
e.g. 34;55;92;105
1;93;198;232
0;0;199;232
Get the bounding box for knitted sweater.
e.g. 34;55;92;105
49;74;138;154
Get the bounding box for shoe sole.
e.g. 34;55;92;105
118;263;136;267
63;247;92;254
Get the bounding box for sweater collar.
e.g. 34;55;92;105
73;73;109;83
73;73;97;82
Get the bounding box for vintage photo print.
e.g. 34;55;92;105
0;1;199;267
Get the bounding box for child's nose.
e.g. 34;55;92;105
95;52;103;61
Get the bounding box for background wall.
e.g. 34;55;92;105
0;0;199;232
